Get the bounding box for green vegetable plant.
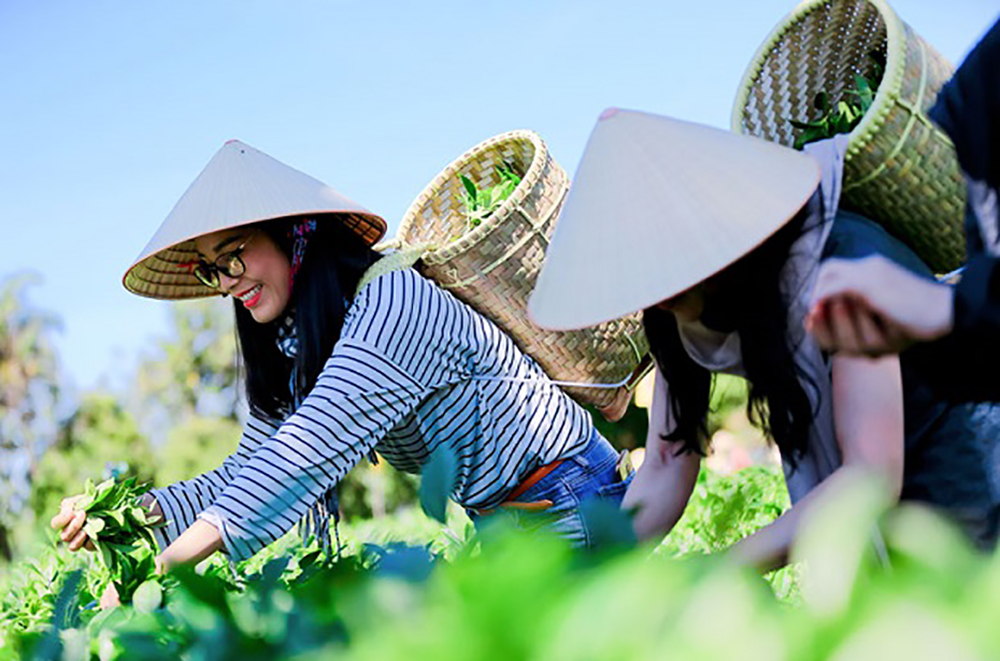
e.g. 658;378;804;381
459;163;522;233
790;52;884;150
9;466;1000;661
72;477;162;603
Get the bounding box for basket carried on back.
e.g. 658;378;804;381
732;0;965;273
387;130;649;417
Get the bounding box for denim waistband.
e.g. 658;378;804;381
563;427;618;469
478;427;627;517
470;429;617;516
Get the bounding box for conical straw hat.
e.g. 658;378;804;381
528;108;821;330
123;140;387;300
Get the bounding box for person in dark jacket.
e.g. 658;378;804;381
807;18;1000;401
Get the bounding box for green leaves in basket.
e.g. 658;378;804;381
459;163;522;234
790;52;883;150
72;476;163;603
851;74;875;115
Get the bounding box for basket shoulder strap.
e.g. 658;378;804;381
356;243;435;296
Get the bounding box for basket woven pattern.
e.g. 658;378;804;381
394;130;649;408
732;0;965;273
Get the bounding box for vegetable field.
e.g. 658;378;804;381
5;465;1000;660
3;283;998;660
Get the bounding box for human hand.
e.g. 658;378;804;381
596;387;631;423
99;582;121;610
806;255;954;356
50;495;96;552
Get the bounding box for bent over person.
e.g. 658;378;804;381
529;110;1000;570
51;140;632;585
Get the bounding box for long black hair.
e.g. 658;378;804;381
233;216;382;421
643;213;817;467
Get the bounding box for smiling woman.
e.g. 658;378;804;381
51;140;634;589
194;229;291;323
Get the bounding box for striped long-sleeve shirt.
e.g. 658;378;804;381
151;268;595;561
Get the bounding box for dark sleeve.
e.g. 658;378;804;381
912;18;1000;401
928;18;1000;190
911;254;1000;402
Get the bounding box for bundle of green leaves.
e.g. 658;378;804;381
791;53;885;150
459;163;522;233
72;477;161;602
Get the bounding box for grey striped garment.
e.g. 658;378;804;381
151;268;594;561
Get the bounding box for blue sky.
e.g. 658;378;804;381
1;0;997;393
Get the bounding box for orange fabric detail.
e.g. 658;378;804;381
500;500;554;511
504;460;564;503
471;459;565;516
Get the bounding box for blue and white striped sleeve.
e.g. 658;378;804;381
149;412;279;551
197;338;429;561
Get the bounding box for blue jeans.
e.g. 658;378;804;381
470;430;633;548
902;401;1000;549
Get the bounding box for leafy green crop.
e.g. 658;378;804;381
73;477;161;602
459;163;522;233
7;466;1000;661
791;52;884;150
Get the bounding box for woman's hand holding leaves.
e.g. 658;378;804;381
50;495;96;553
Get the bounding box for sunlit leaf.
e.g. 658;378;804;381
419;446;458;524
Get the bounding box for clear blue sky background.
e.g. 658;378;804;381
1;0;997;393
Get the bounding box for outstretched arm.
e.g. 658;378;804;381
187;339;426;563
148;413;279;550
728;353;903;571
622;369;701;541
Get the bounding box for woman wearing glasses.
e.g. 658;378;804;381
51;140;631;579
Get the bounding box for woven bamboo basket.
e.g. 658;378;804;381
732;0;965;273
386;130;649;416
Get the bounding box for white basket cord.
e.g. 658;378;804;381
359;242;653;393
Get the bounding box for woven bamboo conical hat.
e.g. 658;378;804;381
123;140;386;300
528;108;821;330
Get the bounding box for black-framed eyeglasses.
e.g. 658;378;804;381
193;233;256;290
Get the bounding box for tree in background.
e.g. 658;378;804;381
29;393;155;527
128;298;244;488
156;416;242;487
132;300;241;438
0;273;62;560
338;460;420;521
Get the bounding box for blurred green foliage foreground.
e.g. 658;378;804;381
4;467;1000;660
